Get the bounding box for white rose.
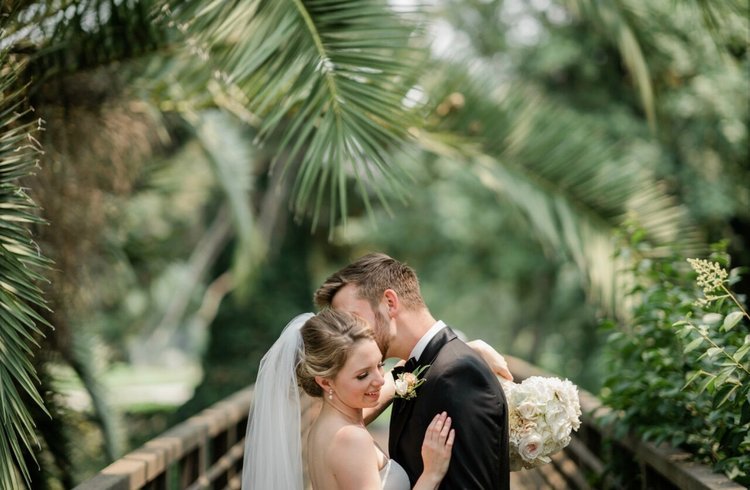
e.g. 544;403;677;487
551;418;571;441
518;433;544;462
394;379;409;397
517;400;539;420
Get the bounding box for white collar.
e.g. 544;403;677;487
409;320;446;361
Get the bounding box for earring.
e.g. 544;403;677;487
328;389;333;400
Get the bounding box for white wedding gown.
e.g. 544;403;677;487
379;459;411;490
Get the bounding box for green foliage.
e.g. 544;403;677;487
178;220;316;419
0;52;51;489
601;235;750;485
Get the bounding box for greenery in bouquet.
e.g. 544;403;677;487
600;235;750;485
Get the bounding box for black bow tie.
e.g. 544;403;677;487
405;356;418;372
393;357;419;377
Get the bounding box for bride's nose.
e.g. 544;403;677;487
372;370;385;387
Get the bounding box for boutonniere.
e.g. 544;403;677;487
394;365;429;400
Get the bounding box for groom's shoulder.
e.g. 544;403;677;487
434;335;495;378
427;339;504;405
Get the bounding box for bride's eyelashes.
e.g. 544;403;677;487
356;362;386;380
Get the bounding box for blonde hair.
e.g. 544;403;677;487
314;252;425;310
296;310;375;397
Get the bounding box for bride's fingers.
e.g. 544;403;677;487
439;416;452;440
432;412;447;429
445;429;455;451
427;412;447;442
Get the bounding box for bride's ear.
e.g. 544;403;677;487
315;376;332;393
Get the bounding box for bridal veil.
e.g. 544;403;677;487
241;313;314;490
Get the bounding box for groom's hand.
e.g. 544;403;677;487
467;339;514;381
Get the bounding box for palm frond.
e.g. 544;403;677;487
0;56;51;489
563;0;656;130
692;0;749;40
170;0;427;228
194;110;266;295
3;0;167;90
419;65;701;316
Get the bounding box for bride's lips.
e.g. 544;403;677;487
365;390;380;398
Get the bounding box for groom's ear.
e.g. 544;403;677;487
383;289;399;316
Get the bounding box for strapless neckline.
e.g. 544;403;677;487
379;459;411;490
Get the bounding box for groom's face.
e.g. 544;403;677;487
332;284;391;357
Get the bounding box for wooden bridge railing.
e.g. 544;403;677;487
74;357;743;490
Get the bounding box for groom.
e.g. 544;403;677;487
315;253;510;489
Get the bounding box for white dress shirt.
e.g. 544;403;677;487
409;320;446;361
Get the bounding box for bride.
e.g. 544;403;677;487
241;310;454;489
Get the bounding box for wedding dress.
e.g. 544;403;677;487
379;458;411;490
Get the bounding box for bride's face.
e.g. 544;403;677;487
331;339;386;408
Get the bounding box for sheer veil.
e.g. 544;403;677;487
241;313;314;490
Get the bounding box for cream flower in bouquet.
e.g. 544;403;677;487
499;376;582;471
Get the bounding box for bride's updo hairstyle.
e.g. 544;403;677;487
296;309;375;397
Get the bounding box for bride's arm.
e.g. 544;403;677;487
466;339;514;381
363;360;404;425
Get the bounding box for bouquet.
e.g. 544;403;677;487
499;376;582;471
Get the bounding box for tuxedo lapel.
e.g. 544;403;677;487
389;327;458;455
389;391;415;456
417;327;457;367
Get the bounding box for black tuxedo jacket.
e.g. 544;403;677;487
389;327;509;489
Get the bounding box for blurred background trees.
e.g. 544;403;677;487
1;0;747;487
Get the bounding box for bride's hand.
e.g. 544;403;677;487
420;412;455;485
467;339;514;381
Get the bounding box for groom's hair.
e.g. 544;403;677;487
314;252;425;310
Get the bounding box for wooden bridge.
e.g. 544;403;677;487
74;357;743;490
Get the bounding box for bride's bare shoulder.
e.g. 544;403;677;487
327;424;376;460
310;418;371;451
308;423;381;489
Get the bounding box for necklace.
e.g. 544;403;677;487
325;399;364;427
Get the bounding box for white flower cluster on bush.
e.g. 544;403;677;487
499;376;582;471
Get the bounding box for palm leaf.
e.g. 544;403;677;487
194;110;266;293
3;0;167;87
691;0;748;41
418;65;701;316
0;55;51;489
563;0;656;130
169;0;427;227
